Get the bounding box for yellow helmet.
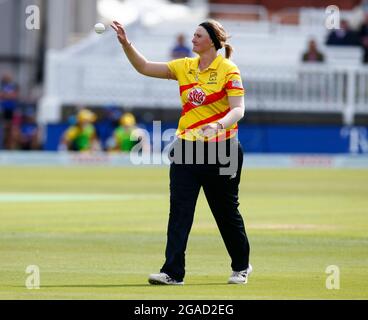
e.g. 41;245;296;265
120;112;136;127
77;109;97;123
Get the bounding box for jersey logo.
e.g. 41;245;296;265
232;80;243;88
187;87;206;106
209;72;217;81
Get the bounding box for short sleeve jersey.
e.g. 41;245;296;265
167;54;245;141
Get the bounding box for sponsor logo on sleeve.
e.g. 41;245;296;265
231;80;243;89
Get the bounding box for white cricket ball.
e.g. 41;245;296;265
94;23;105;34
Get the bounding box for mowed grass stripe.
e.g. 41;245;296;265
0;193;163;203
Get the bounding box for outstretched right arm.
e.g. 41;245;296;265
111;21;176;80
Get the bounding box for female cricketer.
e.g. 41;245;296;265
111;19;251;285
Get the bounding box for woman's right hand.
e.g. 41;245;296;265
110;20;175;80
111;21;130;46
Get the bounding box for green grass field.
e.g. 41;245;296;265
0;166;367;300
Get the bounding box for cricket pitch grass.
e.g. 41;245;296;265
0;166;367;299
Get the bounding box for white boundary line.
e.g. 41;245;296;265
0;151;367;168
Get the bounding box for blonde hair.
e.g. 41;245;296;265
203;19;233;59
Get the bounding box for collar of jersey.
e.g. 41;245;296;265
189;54;224;71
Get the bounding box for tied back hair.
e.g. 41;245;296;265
203;19;234;59
223;43;233;59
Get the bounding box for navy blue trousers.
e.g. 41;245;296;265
160;139;250;282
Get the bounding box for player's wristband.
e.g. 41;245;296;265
122;41;132;48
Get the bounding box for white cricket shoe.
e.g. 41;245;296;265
228;264;253;284
148;273;184;285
